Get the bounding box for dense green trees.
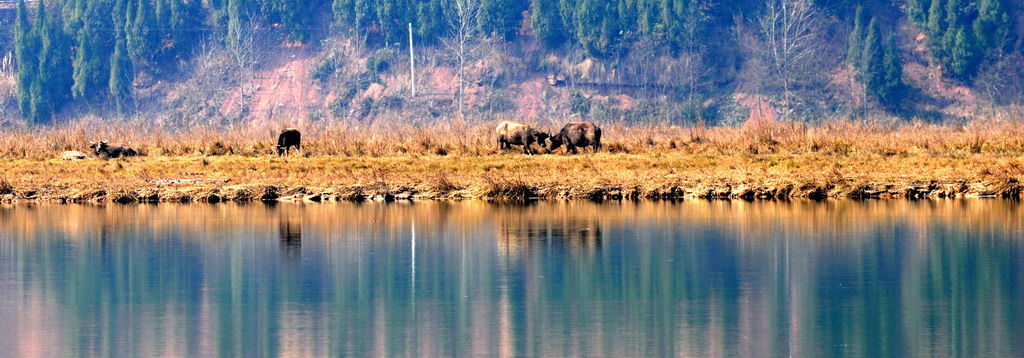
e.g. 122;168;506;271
4;0;1019;123
15;0;74;123
110;38;134;113
14;0;38;119
847;7;866;66
531;0;566;47
479;0;528;41
910;0;1010;81
879;37;906;107
128;0;160;62
72;32;103;100
850;13;906;109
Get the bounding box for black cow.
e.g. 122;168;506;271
88;141;138;158
548;122;602;154
277;128;301;155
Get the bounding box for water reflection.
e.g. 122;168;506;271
279;214;302;265
0;200;1022;357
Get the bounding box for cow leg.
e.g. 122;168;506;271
568;145;578;154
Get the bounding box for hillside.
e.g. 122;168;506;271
0;0;1023;128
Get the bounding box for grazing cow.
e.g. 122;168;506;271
277;128;301;155
88;141;138;158
61;151;88;161
495;120;550;155
548;122;602;154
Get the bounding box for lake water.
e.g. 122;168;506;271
0;200;1022;357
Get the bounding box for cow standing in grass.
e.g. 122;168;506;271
495;121;549;155
89;141;138;158
548;122;602;154
277;128;301;155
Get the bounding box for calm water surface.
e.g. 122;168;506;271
0;200;1022;357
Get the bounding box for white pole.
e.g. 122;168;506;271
409;23;416;98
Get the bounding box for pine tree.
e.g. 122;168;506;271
127;0;159;61
847;7;866;67
973;0;1009;54
661;0;685;53
83;0;117;50
34;8;74;123
269;0;313;42
618;0;637;35
376;0;410;45
155;0;168;27
660;0;707;56
113;0;129;32
354;0;374;30
155;0;170;44
532;0;566;48
637;0;659;37
72;30;104;99
416;0;445;44
946;27;976;79
28;0;47;122
939;0;962;56
123;0;136;52
333;0;355;27
861;18;884;98
207;0;227;26
480;0;526;41
109;38;134;113
575;0;621;58
66;0;85;34
14;0;38;118
906;0;930;26
878;37;905;107
170;0;207;56
926;0;945;48
558;0;576;40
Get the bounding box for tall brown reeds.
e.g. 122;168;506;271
4;119;1024;160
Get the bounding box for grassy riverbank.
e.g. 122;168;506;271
1;121;1023;203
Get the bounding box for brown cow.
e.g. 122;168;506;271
277;128;301;155
548;122;602;154
495;120;549;155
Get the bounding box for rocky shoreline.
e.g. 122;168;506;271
2;178;1020;204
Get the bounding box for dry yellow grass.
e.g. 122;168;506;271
1;120;1023;202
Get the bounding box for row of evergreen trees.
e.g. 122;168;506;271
329;0;710;59
906;0;1011;81
12;0;326;123
848;8;906;109
6;0;1018;123
14;0;208;123
331;0;530;46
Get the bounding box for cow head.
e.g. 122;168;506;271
547;134;564;151
88;141;109;156
535;131;551;149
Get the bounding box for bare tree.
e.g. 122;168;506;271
443;0;481;117
757;0;825;120
976;53;1024;117
225;12;271;118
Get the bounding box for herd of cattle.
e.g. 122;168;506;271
60;121;603;160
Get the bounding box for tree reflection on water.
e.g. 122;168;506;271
0;200;1021;357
